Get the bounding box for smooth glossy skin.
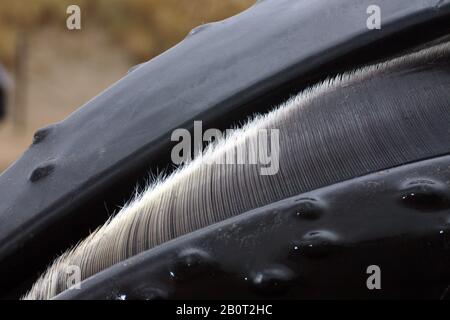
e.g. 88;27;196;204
56;155;450;300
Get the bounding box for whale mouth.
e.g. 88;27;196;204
24;38;450;299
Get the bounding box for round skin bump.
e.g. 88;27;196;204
169;248;216;282
188;23;214;37
32;126;53;145
291;230;340;258
29;163;55;182
293;197;324;221
399;179;450;212
249;265;297;297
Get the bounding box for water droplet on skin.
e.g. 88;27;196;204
291;230;340;258
250;266;296;296
170;248;215;282
399;180;450;212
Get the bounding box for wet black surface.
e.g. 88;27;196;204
57;155;450;300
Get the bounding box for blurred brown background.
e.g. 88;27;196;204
0;0;253;172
